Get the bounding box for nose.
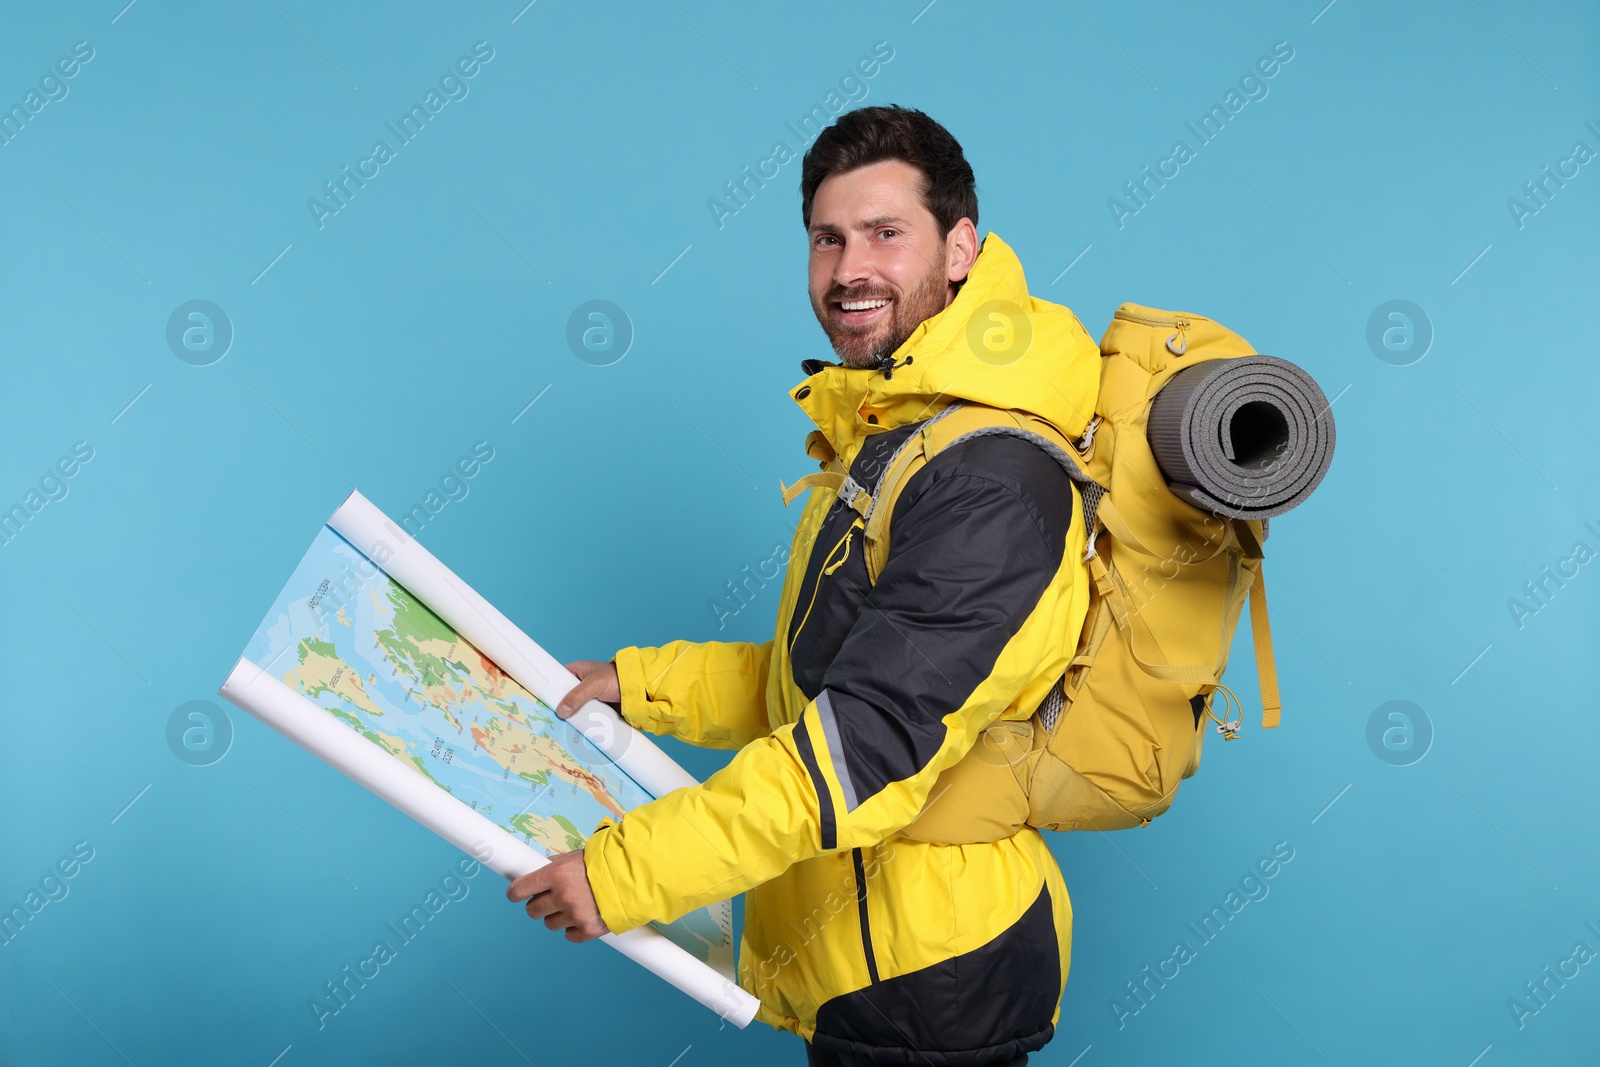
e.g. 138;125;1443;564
834;237;873;292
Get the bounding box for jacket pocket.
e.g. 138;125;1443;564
789;515;863;656
851;847;880;983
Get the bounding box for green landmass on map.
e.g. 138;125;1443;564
511;811;586;854
375;584;461;688
552;814;585;851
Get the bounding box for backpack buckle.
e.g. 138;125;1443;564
836;475;873;517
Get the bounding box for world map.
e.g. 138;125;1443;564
243;526;731;969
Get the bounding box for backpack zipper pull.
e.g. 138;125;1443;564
1165;317;1190;356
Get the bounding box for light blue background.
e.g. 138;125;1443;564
2;1;1597;1064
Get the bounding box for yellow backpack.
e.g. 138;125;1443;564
804;304;1297;841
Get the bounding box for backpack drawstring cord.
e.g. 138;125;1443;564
1208;683;1244;741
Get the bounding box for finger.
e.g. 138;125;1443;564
555;673;605;718
543;909;571;932
523;893;558;921
506;869;551;903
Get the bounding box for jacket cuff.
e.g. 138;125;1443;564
584;819;643;935
611;645;657;733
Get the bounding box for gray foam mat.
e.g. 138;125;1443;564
1145;355;1335;519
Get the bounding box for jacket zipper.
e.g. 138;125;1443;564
851;847;880;983
788;516;863;655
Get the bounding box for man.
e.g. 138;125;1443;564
508;105;1101;1066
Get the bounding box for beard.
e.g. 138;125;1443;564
812;252;950;370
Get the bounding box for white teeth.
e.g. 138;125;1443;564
841;299;890;311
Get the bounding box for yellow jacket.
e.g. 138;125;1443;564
585;233;1100;1064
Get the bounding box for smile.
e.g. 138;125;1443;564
835;297;892;325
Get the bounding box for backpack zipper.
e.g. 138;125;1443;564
1113;308;1203;328
1114;308;1198;356
788;516;863;655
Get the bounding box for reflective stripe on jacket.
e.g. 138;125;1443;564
584;233;1099;1065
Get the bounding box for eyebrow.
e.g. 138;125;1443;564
808;214;911;237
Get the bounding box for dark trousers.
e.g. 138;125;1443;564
805;1044;1028;1067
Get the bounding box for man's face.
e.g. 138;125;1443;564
807;159;974;369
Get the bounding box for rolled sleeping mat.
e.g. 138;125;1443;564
1146;355;1335;520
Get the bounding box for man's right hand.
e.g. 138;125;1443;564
557;660;621;719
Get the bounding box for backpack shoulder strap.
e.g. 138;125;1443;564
861;403;1094;584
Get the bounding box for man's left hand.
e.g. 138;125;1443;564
506;849;611;943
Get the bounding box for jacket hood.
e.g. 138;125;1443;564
790;232;1101;468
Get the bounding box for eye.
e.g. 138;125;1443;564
813;234;838;248
878;228;898;239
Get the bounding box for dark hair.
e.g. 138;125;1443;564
799;105;978;239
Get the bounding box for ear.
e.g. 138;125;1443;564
944;217;980;284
